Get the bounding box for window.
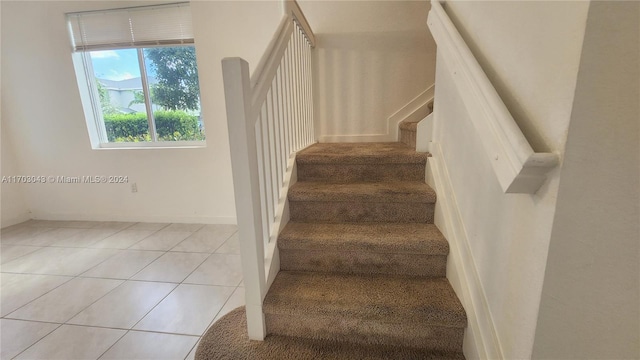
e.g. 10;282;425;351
67;3;205;148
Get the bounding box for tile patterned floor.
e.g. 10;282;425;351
0;220;245;360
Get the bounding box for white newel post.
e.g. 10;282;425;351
221;57;267;340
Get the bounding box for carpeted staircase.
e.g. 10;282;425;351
263;142;467;356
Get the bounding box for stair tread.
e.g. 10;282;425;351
264;271;467;327
279;222;448;255
297;142;428;164
289;181;436;203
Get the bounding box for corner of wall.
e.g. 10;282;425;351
318;85;434;143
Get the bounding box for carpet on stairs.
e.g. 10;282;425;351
195;306;465;360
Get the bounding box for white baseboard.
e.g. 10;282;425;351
27;212;237;225
426;142;504;360
318;85;434;143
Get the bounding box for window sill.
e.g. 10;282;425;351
95;140;206;150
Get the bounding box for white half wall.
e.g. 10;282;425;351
425;1;590;358
429;54;564;359
0;1;283;224
532;2;640;358
299;0;436;142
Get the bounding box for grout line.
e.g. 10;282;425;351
201;284;241;335
126;281;180;332
1;275;76;319
2;221;241;360
95;329;130;360
10;322;65;359
210;230;239;253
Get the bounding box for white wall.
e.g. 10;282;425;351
1;119;31;227
427;1;589;358
444;1;589;153
1;1;283;224
532;2;640;358
299;0;435;141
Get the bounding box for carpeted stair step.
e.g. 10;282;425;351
264;271;467;352
288;181;436;223
297;142;428;182
279;222;448;276
197;306;465;360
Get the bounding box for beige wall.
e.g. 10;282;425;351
0;1;282;225
429;1;590;358
299;0;435;140
533;2;640;358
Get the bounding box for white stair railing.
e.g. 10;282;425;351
221;0;315;340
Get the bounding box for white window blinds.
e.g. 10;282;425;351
67;2;194;51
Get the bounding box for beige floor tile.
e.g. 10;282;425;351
4;228;83;247
89;230;155;249
129;230;192;251
198;224;238;233
100;330;199;360
68;281;177;329
214;233;240;254
0;226;55;245
163;223;204;232
50;220;99;228
1;245;42;264
0;273;71;317
6;277;123;323
91;221;137;230
171;226;236;253
0;319;59;360
184;254;243;286
128;222;170;231
1;247;81;274
132;252;209;283
212;287;246;324
14;325;125;360
81;250;164;279
24;220;64;228
21;228;88;246
2;247;118;276
134;284;234;336
0;221;31;234
50;228;119;247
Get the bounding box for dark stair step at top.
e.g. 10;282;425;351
296;142;428;165
279;222;448;255
288;181;436;203
264;271;467;328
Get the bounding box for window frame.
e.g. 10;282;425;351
67;3;206;150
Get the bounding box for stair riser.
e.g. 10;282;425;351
280;249;446;277
400;129;417;149
297;163;426;183
289;201;434;223
265;313;464;352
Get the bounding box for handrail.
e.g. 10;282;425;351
221;0;315;341
285;0;315;47
428;0;558;193
251;18;293;112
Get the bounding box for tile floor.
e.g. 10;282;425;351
0;220;246;360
